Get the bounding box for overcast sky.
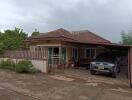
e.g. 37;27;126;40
0;0;132;42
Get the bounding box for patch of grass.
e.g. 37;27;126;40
0;59;15;70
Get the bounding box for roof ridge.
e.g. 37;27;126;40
72;30;89;32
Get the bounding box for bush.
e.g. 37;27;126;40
0;59;37;74
0;42;6;54
15;60;34;73
29;67;38;74
0;59;15;70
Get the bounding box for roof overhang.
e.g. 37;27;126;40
25;37;132;49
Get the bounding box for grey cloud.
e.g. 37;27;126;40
0;0;132;42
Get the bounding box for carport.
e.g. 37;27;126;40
79;42;132;87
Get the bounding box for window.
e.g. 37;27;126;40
48;47;59;56
53;48;59;55
72;47;78;61
86;49;90;58
85;48;96;59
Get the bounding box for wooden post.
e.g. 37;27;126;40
128;48;130;79
59;46;62;65
129;48;132;87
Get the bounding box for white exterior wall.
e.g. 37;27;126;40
31;60;47;73
0;58;48;73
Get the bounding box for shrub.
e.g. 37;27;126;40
0;42;6;54
29;67;38;74
0;59;37;74
15;60;34;73
0;59;15;70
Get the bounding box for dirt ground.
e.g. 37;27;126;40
0;69;132;100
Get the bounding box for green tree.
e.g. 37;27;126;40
31;29;40;36
0;42;6;54
0;27;27;52
121;30;132;45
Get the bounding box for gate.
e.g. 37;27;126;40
48;55;66;73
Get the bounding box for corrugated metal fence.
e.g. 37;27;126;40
1;50;48;60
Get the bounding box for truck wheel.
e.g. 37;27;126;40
90;70;96;75
111;73;116;78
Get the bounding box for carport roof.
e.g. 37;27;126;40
76;41;131;48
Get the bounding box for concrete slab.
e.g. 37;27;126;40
0;69;131;100
0;92;39;100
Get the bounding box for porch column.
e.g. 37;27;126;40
59;46;62;64
40;46;43;59
129;47;132;87
128;48;130;80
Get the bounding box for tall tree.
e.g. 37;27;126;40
0;31;5;54
121;30;132;45
0;42;5;54
0;27;27;53
31;29;40;36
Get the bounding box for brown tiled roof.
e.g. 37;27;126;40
72;30;111;43
27;28;77;42
27;28;111;44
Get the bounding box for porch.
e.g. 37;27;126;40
32;44;101;70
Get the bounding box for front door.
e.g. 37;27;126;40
48;47;59;64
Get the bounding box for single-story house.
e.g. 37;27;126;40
25;28;132;87
25;28;113;66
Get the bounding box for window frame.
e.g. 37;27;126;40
72;47;78;60
85;48;96;59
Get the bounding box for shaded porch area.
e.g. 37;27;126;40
33;44;100;72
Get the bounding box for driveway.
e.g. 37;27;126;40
0;69;132;100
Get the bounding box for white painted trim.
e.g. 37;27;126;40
37;44;75;48
37;44;61;47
